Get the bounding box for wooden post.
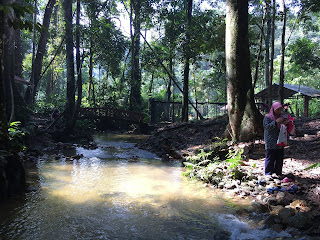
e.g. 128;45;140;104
304;95;311;117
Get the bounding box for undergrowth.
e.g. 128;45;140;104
182;138;248;185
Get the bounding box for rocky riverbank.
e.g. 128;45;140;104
138;116;320;239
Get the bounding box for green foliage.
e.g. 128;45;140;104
287;37;320;71
212;137;229;149
226;148;244;170
225;148;245;180
186;149;211;164
1;0;42;31
8;122;26;152
305;162;320;170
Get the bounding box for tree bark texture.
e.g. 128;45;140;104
63;0;76;132
182;0;193;122
129;0;142;112
252;4;266;89
265;4;271;88
0;9;8;148
268;0;276;107
279;0;286;104
28;0;56;104
76;0;82;112
225;0;263;142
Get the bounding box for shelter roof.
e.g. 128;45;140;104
255;83;320;99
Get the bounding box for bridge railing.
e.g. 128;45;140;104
78;107;145;123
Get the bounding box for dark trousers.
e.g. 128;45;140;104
265;148;284;175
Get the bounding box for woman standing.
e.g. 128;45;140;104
264;102;287;177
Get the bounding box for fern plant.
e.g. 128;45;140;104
225;148;244;169
8;121;26;151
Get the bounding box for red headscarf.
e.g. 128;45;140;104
266;102;283;121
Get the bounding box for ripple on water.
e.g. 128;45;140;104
0;134;293;239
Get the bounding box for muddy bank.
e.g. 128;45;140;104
138;116;320;238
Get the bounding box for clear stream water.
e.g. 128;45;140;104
0;134;291;240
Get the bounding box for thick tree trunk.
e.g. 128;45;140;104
63;0;76;132
76;0;82;113
225;0;263;142
0;9;8;148
129;0;142;112
181;0;193;122
27;0;56;104
279;0;286;104
252;4;266;89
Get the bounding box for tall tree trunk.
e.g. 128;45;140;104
3;5;15;123
265;3;271;88
253;3;266;89
165;58;173;121
26;0;37;105
225;0;263;142
26;0;56;104
0;8;8;148
129;0;142;112
182;0;193;122
268;0;276;107
279;0;286;104
76;0;82;112
88;42;96;107
63;0;76;132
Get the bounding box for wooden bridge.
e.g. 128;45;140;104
78;107;145;123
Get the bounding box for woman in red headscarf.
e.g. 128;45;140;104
264;102;287;177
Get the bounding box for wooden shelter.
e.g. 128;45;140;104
255;83;320;117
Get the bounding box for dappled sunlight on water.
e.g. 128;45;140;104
0;134;292;240
40;155;227;208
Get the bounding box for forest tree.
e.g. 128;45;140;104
225;0;263;142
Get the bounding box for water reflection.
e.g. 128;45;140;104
0;134;291;240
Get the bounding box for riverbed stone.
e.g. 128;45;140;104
271;223;284;232
287;212;310;229
276;191;294;206
263;196;277;205
278;207;296;223
270;205;284;215
251;200;268;213
262;214;281;228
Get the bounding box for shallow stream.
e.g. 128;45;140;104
0;134;291;239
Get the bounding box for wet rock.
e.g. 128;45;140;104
270;205;284;215
263;196;277;205
262;214;281;228
251;200;268;213
271;223;284;232
278;207;295;223
276;191;294;206
26;186;39;192
287;212;310;229
72;154;83;160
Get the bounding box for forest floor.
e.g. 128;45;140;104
138;116;320;238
